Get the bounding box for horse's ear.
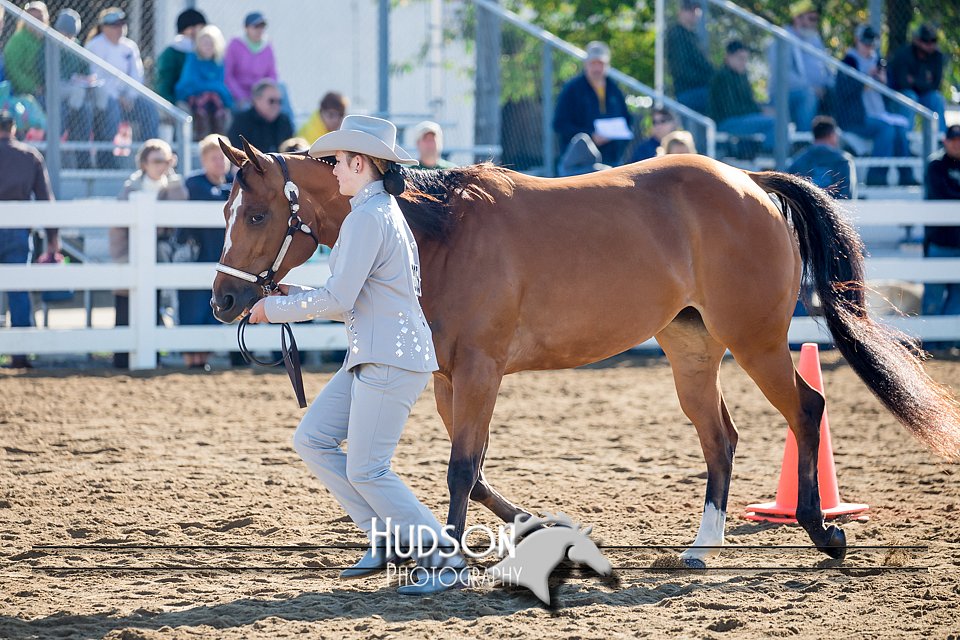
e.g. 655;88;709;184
581;525;593;536
219;138;247;169
239;135;266;174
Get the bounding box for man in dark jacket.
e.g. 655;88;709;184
888;23;946;133
0;111;56;368
552;41;632;167
228;79;293;154
787;116;856;199
709;40;775;151
921;124;960;342
154;9;206;104
667;0;713;113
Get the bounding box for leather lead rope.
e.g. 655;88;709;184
237;315;308;408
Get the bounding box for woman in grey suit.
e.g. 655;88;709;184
248;115;466;595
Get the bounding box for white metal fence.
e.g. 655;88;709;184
1;199;959;368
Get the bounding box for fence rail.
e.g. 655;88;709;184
1;199;958;367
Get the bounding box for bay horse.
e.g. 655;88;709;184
211;138;960;566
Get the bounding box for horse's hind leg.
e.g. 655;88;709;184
657;309;738;567
729;341;847;560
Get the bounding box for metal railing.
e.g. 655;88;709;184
473;0;718;170
0;0;193;196
657;0;939;170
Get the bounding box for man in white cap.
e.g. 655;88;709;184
411;120;456;170
552;41;631;168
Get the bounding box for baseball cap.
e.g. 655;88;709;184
945;124;960;140
585;41;610;63
177;9;206;33
791;0;817;17
726;40;749;55
244;11;267;27
680;0;700;11
54;9;81;38
411;120;443;148
99;8;126;26
855;23;878;45
0;110;15;127
915;24;938;44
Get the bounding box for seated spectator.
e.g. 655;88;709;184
709;40;776;152
768;1;833;132
667;0;713;114
155;9;206;105
835;24;913;186
888;23;946;133
178;134;233;369
0;109;55;369
553;41;632;167
111;139;187;368
3;1;47;98
279;136;309;153
176;25;233;140
787;116;856;199
85;8;159;152
224;11;277;111
412;121;456;170
658;130;697;155
629;108;677;163
921;124;960;349
227;78;293;153
557;132;610;177
53;9;96;168
297;91;348;142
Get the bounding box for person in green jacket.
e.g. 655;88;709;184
154;9;206;104
2;1;48;98
708;40;776;152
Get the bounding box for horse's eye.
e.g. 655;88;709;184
250;213;266;224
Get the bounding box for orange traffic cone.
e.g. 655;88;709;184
744;343;869;523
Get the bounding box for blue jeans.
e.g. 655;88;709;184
789;87;818;132
896;89;947;134
0;229;33;328
922;244;960;315
718;113;776;151
921;243;960;349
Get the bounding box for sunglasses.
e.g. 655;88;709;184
264;97;281;105
652;118;672;125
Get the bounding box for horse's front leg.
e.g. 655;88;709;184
435;375;529;528
445;354;505;543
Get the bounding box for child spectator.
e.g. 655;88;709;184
154;9;207;105
176;25;233;139
110;139;187;368
297;91;348;142
224;11;277;110
658;130;697;155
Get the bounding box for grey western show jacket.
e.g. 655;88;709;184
263;180;438;374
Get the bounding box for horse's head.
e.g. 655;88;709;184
211;137;344;323
565;524;612;576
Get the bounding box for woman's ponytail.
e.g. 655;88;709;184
382;162;406;196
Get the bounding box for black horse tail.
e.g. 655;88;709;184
750;170;960;461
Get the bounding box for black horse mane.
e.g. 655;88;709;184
396;163;514;242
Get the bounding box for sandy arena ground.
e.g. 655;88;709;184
2;352;959;639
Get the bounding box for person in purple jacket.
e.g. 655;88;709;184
224;11;277;111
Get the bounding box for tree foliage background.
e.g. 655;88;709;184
491;0;958;105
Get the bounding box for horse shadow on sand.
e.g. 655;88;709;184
0;571;725;639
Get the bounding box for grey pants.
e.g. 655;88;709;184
292;363;444;553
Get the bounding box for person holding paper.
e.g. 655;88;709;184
552;41;632;167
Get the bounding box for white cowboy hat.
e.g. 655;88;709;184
308;114;417;165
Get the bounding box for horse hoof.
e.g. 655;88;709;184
681;557;707;570
820;525;847;561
